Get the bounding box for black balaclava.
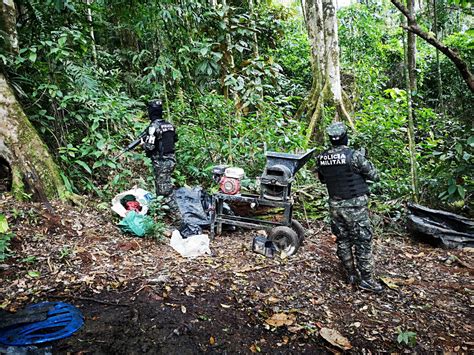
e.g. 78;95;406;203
148;100;163;121
330;133;348;146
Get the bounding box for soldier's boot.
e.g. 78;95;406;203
341;258;359;285
359;272;383;293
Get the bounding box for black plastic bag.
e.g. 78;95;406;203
406;203;474;249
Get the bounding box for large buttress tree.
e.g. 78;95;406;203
0;0;65;201
298;0;354;145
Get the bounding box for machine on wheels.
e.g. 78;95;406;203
210;148;316;256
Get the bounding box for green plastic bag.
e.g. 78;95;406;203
118;211;155;237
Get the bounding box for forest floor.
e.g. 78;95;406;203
0;196;473;354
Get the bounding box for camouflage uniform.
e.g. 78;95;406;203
327;148;379;281
143;100;179;217
317;123;381;292
150;154;177;206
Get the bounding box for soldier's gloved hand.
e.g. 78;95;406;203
143;142;155;152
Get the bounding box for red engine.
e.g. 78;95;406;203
219;176;241;195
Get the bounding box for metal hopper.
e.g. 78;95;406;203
260;148;316;201
264;148;316;176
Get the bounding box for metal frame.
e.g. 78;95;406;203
210;192;293;238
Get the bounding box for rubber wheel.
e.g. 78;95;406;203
291;219;305;244
269;226;300;256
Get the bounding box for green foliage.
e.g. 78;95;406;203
172;92;306;185
397;329;417;347
21;256;38;264
423;30;474;122
1;0;472;217
446;0;474;8
0;232;12;262
352;89;411;198
147;198;167;241
59;247;72;260
270;19;311;96
338;2;472;212
1;0;305;199
0;214;13;262
339;3;404;96
423;129;473;204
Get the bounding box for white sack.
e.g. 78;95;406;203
170;230;211;258
111;187;153;217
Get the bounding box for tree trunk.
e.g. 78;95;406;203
322;0;354;129
249;0;259;58
403;13;419;201
221;0;241;163
299;0;354;147
407;0;417;93
0;73;66;201
85;0;98;65
1;0;19;54
299;0;325;144
433;0;444;111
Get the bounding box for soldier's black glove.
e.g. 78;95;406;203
143;142;155;152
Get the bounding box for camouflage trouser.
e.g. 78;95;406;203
150;155;179;216
329;196;373;279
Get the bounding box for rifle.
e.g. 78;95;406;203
114;129;147;160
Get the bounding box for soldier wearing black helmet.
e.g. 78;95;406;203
143;100;179;213
316;122;383;293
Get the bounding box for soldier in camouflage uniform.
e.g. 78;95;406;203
143;100;179;215
316;122;383;293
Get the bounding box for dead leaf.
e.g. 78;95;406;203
147;292;163;301
398;277;415;285
380;276;415;289
266;296;280;304
288;324;304;333
234;272;248;278
453;256;473;269
380;277;399;289
184;285;195;297
265;313;296;327
310;297;324;305
405;252;425;259
209;336;215;345
249;343;261;353
320;327;352;350
118;241;140;251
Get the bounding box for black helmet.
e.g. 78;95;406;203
148;100;163;121
326;122;348;146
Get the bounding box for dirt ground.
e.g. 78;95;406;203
0;196;473;354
